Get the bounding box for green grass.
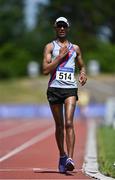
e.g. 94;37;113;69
97;125;115;178
0;76;49;104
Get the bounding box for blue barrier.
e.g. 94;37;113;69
0;104;51;118
0;103;105;119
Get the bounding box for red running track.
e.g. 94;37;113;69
0;118;91;179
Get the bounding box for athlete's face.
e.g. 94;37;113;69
55;22;69;38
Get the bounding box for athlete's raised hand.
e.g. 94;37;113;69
43;43;69;75
59;46;69;59
79;72;87;86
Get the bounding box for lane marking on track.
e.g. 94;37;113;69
0;126;54;162
0;168;82;173
82;119;114;180
0;168;33;172
0;179;91;180
0;121;50;139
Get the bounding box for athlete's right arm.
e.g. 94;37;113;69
43;43;68;75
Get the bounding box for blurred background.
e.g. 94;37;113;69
0;0;115;177
0;0;115;119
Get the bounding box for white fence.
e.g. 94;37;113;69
105;97;115;128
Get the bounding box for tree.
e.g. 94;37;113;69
37;0;115;43
0;0;32;78
0;0;25;45
35;0;115;73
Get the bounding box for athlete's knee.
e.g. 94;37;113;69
65;120;73;130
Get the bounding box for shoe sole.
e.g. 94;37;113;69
59;170;66;174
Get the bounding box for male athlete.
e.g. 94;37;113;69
43;17;87;173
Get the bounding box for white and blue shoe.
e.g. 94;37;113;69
65;158;75;171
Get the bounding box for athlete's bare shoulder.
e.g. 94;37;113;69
73;44;80;53
43;41;54;65
44;42;54;52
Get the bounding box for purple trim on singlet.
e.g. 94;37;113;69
59;45;75;68
48;69;56;87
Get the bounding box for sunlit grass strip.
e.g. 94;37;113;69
0;76;48;103
97;125;115;178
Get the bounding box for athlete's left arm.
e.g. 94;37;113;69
74;45;87;86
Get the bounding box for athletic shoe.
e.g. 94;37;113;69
65;158;75;171
58;154;68;173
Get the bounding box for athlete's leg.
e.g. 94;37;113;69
50;103;65;156
64;96;76;158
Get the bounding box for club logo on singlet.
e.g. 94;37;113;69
56;67;74;82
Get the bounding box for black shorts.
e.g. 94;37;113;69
47;87;78;104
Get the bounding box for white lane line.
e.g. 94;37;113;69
0;121;49;139
82;120;114;180
0;168;81;173
0;126;54;162
0;179;91;180
0;168;32;172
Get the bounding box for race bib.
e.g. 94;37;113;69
56;67;74;82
